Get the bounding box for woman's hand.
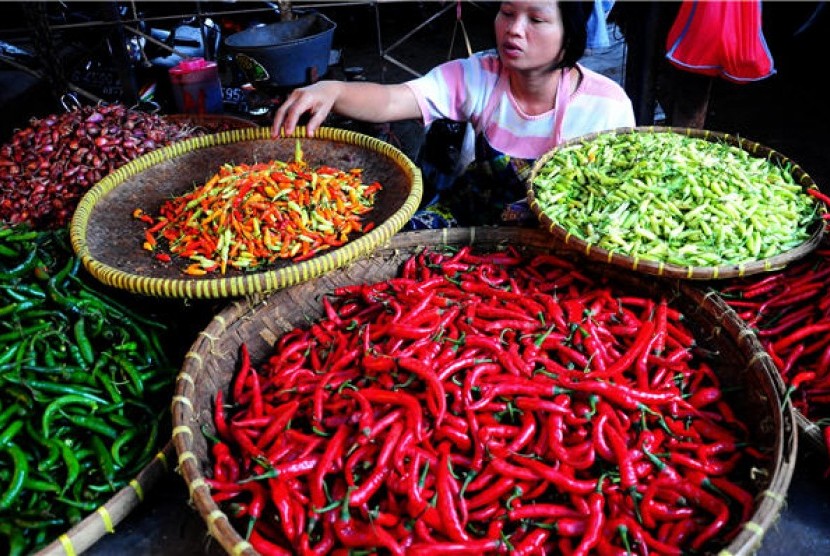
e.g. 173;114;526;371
272;80;421;138
271;80;343;138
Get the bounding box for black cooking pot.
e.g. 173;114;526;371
224;11;336;91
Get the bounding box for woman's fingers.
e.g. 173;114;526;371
271;90;304;137
271;82;338;138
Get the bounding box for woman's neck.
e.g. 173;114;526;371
509;66;572;116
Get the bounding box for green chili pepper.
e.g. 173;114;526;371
72;316;96;365
89;434;116;488
0;443;29;510
64;414;119;440
59;440;81;494
0;420;23;449
0;248;39;280
41;394;101;437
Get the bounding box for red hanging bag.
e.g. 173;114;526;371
665;0;775;83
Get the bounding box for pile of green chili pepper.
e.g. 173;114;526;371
531;131;821;267
206;246;764;555
0;225;175;555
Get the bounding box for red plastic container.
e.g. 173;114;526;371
168;58;223;114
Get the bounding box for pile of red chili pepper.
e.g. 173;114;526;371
135;144;381;275
207;246;765;555
718;241;830;459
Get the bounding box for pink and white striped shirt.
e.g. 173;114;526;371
405;50;635;162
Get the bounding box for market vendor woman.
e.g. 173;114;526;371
272;1;635;227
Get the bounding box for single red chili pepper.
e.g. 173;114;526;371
233;343;252;404
568;377;685;411
343;443;373;488
255;400;300;452
310;424;349;511
790;371;817;391
518;456;596;494
229;421;264;462
350;421;403;507
248;368;264;419
687;386;722;409
508;502;583;521
334;516;405;556
462;475;514;511
266;476;298;543
779;343;806;377
603;423;638;491
211;441;240;483
436;441;470;542
249;528;292;556
617;514;682;555
407;539;503;556
756;307;813;337
571;491;604;556
436;425;473;453
214;390;231;441
592;412;616;463
398;356;447;428
360;388;424;441
593;319;656;380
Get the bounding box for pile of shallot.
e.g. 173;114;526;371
0;103;207;229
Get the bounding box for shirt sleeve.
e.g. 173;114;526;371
562;66;636;141
403;52;497;127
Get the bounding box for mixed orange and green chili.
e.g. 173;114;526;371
135;142;382;275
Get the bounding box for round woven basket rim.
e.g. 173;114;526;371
69;126;423;299
33;441;175;556
172;226;796;556
527;125;827;280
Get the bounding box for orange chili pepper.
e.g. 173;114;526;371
185;263;207;276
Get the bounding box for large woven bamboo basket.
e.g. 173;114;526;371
69;126;422;299
172;227;796;556
527;126;826;280
33;441;175;556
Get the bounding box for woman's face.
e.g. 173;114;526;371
495;1;565;72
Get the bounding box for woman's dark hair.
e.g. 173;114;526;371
554;1;591;69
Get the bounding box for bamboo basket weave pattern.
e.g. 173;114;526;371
164;113;259;133
33;441;175;556
527;126;826;281
172;227;796;556
69;126;422;299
